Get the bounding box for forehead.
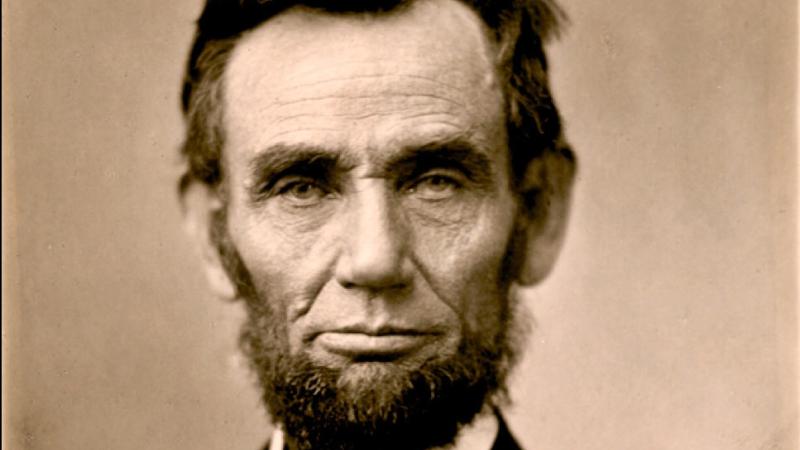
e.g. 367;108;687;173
222;0;505;173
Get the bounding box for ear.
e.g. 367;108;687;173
180;181;237;301
514;147;576;286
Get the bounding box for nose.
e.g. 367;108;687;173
334;181;411;291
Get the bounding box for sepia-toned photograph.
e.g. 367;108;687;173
3;0;797;449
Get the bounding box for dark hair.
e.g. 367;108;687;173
179;0;574;191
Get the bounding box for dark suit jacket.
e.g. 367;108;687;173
262;412;523;450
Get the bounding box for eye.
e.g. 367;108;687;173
274;177;330;207
408;173;462;201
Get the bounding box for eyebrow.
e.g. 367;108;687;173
246;137;496;193
378;138;495;185
246;144;354;190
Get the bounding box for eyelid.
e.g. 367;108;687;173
406;167;468;187
252;156;339;191
246;174;321;206
272;175;332;195
258;163;333;193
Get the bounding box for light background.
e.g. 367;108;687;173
3;0;797;449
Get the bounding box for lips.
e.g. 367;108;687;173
312;326;438;359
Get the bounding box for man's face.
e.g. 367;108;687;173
218;0;522;446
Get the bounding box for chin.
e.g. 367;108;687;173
303;334;460;400
243;310;514;449
334;360;424;395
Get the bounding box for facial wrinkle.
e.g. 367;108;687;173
267;92;467;112
277;70;472;97
269;109;463;127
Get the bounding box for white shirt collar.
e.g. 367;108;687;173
268;426;284;450
268;408;499;450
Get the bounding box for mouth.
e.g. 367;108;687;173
313;326;439;360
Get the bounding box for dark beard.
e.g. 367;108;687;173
211;209;520;450
241;313;512;450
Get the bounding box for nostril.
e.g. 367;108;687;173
338;280;357;290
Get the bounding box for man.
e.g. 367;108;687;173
179;0;575;448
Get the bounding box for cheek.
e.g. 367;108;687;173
409;198;517;329
227;208;340;323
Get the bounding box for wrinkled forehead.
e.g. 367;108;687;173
221;0;505;162
225;0;498;81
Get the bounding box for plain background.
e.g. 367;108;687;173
3;0;798;449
